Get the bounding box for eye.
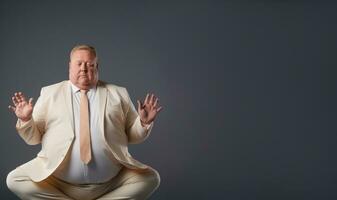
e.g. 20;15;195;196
87;63;96;68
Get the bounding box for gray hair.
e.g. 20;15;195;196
69;44;98;61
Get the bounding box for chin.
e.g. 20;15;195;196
81;82;95;89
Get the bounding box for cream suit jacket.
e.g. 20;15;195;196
15;80;154;182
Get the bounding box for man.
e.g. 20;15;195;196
6;45;162;200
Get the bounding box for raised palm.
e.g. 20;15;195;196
137;93;163;125
8;92;34;122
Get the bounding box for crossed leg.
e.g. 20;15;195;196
6;166;72;200
96;167;160;200
6;166;160;200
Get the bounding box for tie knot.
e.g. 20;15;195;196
80;89;89;94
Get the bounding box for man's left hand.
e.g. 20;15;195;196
137;93;163;126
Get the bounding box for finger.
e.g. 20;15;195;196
8;105;16;112
149;94;154;105
137;100;142;111
28;98;34;106
14;92;22;103
153;97;159;107
156;106;163;113
144;93;150;104
12;96;19;106
18;92;27;102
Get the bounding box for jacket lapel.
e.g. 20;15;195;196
63;80;75;135
97;81;107;139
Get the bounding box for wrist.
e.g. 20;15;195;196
20;116;32;122
140;118;150;126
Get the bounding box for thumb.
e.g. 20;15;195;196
137;100;142;111
8;105;16;112
28;98;34;106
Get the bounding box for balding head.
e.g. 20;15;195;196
70;44;98;62
68;44;99;90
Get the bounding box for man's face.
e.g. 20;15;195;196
69;50;98;90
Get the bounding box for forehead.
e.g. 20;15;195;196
71;50;96;61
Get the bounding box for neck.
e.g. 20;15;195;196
69;80;97;90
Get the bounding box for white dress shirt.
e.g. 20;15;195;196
52;82;123;184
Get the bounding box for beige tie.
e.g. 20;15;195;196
80;89;92;164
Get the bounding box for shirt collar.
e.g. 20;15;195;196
69;80;97;94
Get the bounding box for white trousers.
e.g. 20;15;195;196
6;165;160;200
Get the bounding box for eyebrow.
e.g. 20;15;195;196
73;60;94;63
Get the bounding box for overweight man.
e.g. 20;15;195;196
6;45;162;200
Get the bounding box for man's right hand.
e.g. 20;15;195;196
8;92;34;122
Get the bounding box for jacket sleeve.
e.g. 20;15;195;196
123;88;154;144
15;87;47;145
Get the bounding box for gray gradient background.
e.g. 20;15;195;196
1;1;337;199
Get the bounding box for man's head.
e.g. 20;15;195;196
69;44;99;90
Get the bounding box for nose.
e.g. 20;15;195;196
79;63;88;72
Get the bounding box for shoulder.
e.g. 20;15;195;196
98;80;129;96
42;80;68;90
98;80;133;109
39;80;69;95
